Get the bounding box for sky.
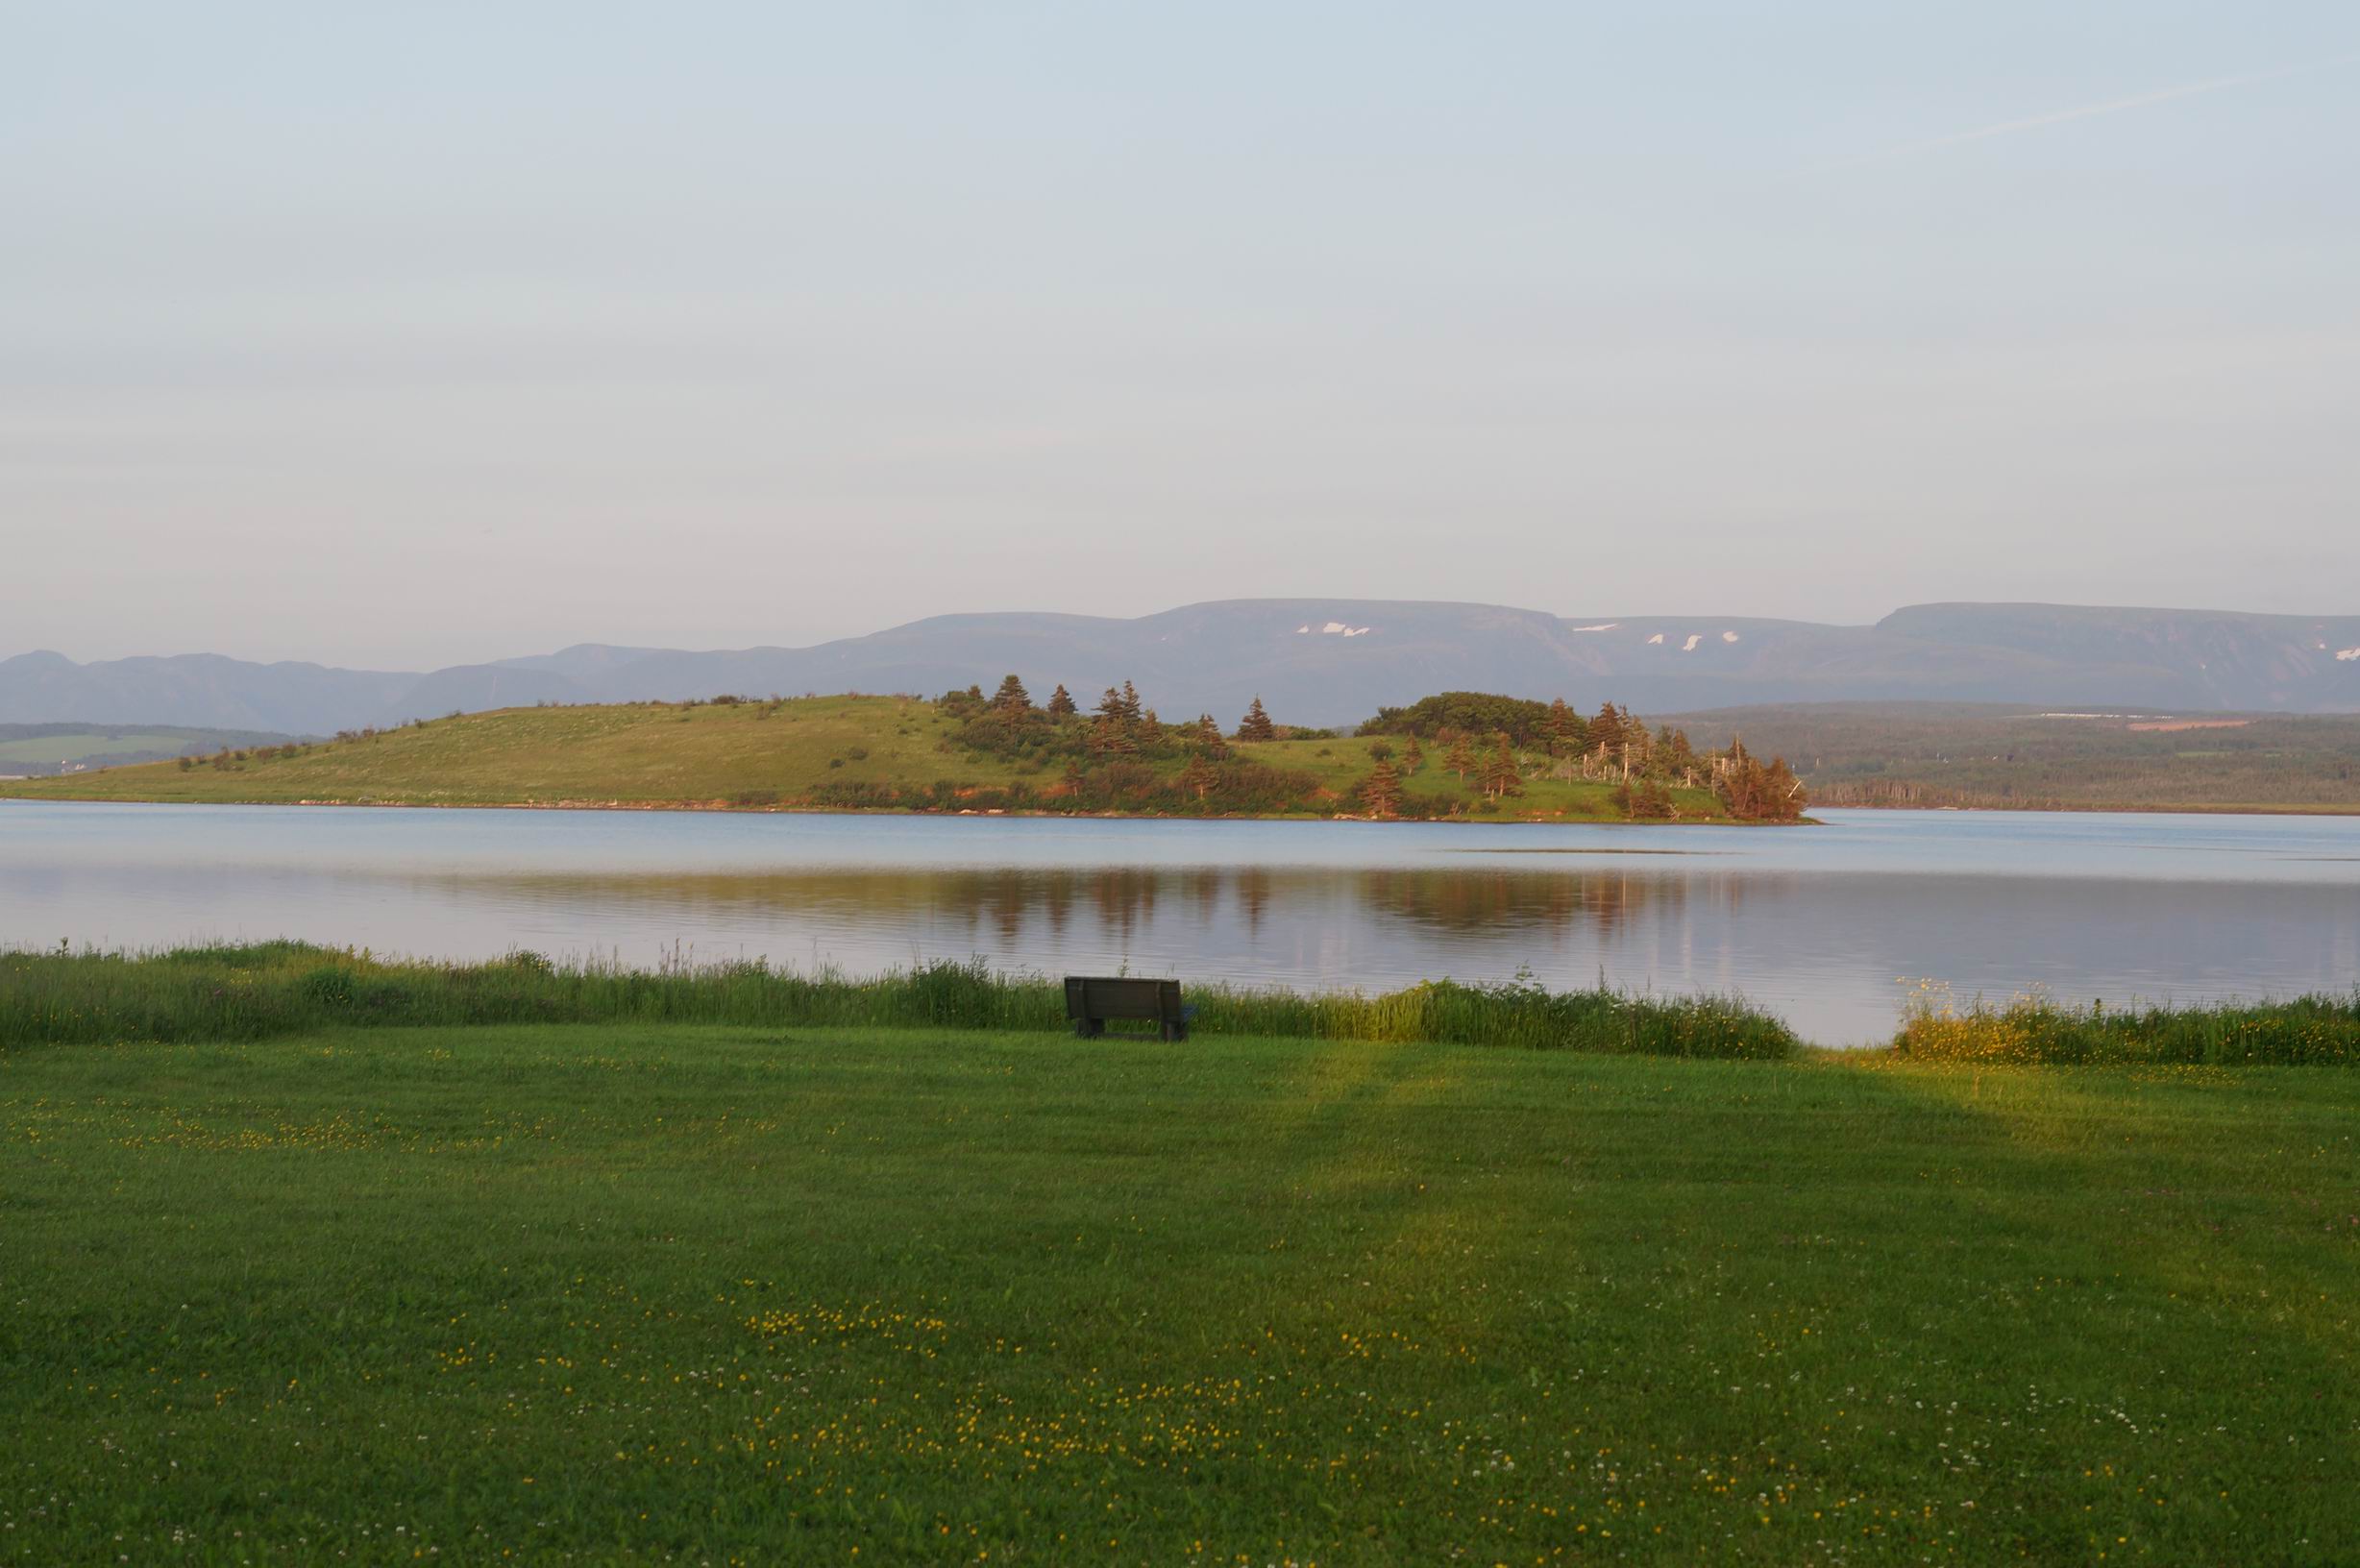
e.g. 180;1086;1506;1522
5;2;2357;671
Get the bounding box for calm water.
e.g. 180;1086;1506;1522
4;799;2356;1042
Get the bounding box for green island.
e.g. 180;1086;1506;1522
0;684;1806;823
6;944;2357;1564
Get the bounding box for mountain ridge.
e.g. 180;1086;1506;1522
8;600;2358;733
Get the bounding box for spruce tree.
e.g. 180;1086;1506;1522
1482;735;1524;799
1119;681;1144;725
1359;758;1404;817
1589;702;1624;755
990;674;1031;713
1443;735;1475;780
1402;738;1425;773
1045;684;1077;719
1090;688;1136;755
1179;753;1215;801
1546;698;1586;756
1237;697;1277;742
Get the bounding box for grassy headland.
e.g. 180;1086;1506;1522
0;687;1802;822
0;723;295;777
1672;701;2360;814
5;1001;2356;1563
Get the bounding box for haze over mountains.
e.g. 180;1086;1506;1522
7;600;2359;736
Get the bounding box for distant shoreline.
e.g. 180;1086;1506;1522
0;792;1812;826
19;786;2359;821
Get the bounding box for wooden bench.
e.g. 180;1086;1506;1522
1064;976;1193;1041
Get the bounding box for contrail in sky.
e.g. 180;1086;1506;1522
1841;51;2360;165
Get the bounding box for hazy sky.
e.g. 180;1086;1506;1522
6;3;2356;669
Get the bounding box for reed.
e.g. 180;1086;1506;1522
1894;982;2360;1066
0;943;1796;1059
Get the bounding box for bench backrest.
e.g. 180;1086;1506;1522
1064;976;1181;1020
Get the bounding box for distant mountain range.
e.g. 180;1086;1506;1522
8;600;2359;734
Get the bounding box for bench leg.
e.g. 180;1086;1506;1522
1162;1019;1187;1042
1074;1017;1103;1040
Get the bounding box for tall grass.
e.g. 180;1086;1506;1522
1895;983;2360;1066
0;943;1796;1059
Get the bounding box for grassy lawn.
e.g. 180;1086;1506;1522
6;1027;2354;1563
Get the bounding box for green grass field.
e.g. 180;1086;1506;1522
0;697;1729;821
7;1020;2356;1564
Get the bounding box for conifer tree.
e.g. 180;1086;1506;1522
1179;753;1215;801
1402;738;1425;773
1237;697;1277;742
1443;735;1475;779
1045;684;1077;719
1482;735;1524;799
1091;688;1137;755
1359;758;1404;818
1546;698;1586;756
1119;681;1144;725
1589;702;1624;755
990;674;1031;713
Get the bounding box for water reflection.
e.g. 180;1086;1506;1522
7;801;2358;1043
436;864;1706;945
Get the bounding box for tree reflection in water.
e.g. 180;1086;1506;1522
437;862;1709;959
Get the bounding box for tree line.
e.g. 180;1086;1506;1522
936;679;1806;821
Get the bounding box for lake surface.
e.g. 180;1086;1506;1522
4;800;2356;1043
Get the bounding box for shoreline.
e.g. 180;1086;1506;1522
17;785;2360;821
0;791;1812;826
6;942;2353;1062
